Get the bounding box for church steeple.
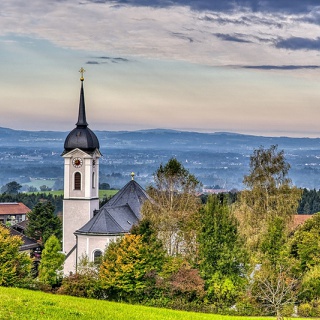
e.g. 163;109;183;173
76;68;88;128
63;68;100;153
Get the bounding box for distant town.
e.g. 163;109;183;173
1;127;320;192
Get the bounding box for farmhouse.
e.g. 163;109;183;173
0;202;30;225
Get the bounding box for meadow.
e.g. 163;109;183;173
25;189;118;199
0;287;316;320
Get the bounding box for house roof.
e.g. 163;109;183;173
75;180;150;235
1;224;40;251
0;203;31;215
292;214;313;230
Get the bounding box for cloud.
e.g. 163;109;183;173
242;65;320;70
171;32;194;43
2;0;320;67
276;37;320;51
214;33;252;43
86;0;320;14
86;56;131;64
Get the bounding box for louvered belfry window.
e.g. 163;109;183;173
74;172;81;190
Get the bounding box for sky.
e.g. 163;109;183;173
1;1;320;137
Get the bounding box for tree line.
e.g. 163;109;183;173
2;146;320;318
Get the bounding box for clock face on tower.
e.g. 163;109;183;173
72;157;83;168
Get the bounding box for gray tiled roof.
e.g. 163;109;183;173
75;180;150;235
105;180;151;219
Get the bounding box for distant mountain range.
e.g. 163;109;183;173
1;127;320;190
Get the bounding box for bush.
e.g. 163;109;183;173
298;300;320;317
58;273;102;298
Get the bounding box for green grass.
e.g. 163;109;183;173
0;287;315;320
25;190;119;199
22;179;56;189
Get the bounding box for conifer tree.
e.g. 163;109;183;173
198;194;247;307
38;235;64;287
25;201;62;245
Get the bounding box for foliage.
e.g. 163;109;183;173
234;145;302;255
99;233;165;302
301;265;320;301
260;216;287;267
289;212;320;273
297;188;320;214
38;235;64;288
198;194;247;307
0;226;32;287
142;158;202;261
25;201;62;245
1;181;22;194
251;263;300;320
156;258;205;302
0;286;290;320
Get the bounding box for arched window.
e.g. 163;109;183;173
92;172;95;189
93;250;102;264
74;172;81;190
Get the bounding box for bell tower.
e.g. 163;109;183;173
62;68;101;274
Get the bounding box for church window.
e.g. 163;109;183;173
74;172;81;190
93;250;102;264
92;172;95;189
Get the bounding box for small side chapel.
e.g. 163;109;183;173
62;69;149;274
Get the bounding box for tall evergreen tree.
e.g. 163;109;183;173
38;235;64;287
198;194;247;307
25;201;62;246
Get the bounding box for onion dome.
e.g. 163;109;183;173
63;69;100;153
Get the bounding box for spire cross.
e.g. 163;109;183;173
79;67;85;81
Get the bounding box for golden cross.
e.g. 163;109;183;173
79;67;85;81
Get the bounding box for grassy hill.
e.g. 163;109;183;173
0;286;312;320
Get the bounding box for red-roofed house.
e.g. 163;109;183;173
292;214;314;231
0;202;30;225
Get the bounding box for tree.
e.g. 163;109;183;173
39;185;52;192
1;181;22;194
198;194;247;307
142;158;202;260
25;201;62;246
99;182;110;190
99;232;165;302
28;186;38;193
235;145;302;254
252;264;300;320
0;225;32;286
38;235;64;287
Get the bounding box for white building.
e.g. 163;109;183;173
62;72;149;274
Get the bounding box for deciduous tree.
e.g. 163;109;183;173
235;145;302;254
1;181;22;194
0;225;32;286
99;232;165;302
142;158;202;260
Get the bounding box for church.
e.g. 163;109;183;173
62;70;150;274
